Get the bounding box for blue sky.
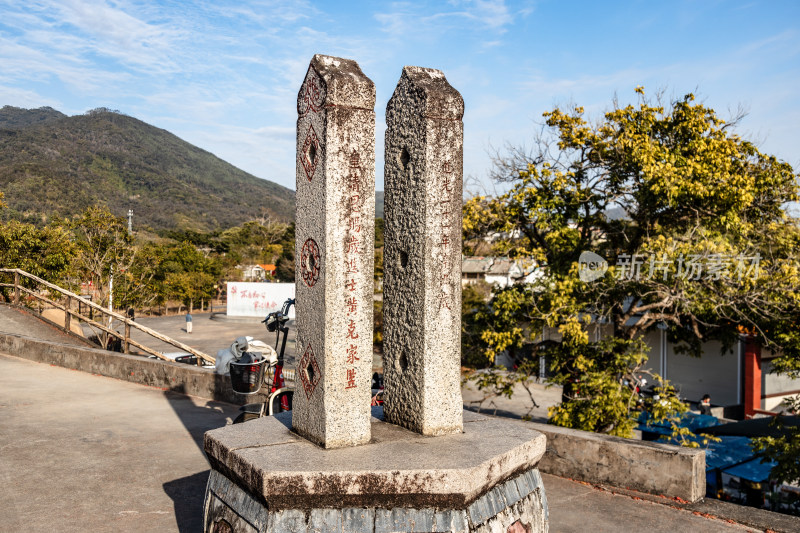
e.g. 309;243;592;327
1;0;798;194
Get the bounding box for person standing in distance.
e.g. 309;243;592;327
699;394;712;415
185;312;193;334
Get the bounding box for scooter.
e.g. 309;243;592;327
371;372;385;406
215;298;295;424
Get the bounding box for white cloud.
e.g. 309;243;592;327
375;0;514;37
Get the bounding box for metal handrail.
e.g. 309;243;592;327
0;268;215;365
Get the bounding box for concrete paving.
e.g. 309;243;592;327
0;353;237;532
89;311;299;365
0;352;763;533
0;303;90;347
543;474;756;532
461;372;563;423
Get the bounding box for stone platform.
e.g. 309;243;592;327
203;408;548;532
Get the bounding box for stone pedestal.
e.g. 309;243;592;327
203;409;548;532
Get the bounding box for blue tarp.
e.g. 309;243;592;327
722;457;778;483
637;411;720;435
704;436;755;471
655;435;755;471
639;412;780;483
656;433;776;482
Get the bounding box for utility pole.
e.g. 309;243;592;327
108;265;114;329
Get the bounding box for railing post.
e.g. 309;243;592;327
124;322;130;354
14;271;19;305
65;296;72;332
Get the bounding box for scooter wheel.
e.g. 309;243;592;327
233;412;261;424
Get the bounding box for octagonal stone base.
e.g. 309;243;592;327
203;408;548;532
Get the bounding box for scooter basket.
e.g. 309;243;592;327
230;354;267;394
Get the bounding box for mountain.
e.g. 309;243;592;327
0;106;66;129
0;106;294;231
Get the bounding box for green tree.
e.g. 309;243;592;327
463;89;800;439
220;217;289;265
274;223;295;282
751;396;800;485
72;206;135;308
0;219;78;286
114;241;167;310
164;270;215;313
156;240;222;310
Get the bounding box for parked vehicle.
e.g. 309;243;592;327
215;298;295;423
371;372;385;406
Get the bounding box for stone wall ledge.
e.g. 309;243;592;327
528;421;705;502
0;328;705;502
0;330;252;405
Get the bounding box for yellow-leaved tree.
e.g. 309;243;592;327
463;90;800;463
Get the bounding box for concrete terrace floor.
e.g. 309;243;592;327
0;306;790;532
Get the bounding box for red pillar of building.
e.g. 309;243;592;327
743;338;762;418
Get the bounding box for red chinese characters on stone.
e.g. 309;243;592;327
346;319;359;339
343;150;364;390
346;344;360;364
345;368;357;389
346;235;361;254
301;238;321;288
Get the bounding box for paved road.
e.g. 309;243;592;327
0;353;760;533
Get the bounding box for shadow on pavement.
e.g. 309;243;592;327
163;470;210;533
161;384;239;531
163;385;235;451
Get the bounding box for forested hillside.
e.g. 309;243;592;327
0;106;294;231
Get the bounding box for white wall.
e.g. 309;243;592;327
227;282;295;318
665;340;739;405
640;330;664;377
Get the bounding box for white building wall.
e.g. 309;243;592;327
665;340;739;405
639;330;663;377
485;273;512;288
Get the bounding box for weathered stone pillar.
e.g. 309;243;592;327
293;55;376;448
383;66;464;436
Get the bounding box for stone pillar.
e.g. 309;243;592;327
293;55;376;448
383;66;464;436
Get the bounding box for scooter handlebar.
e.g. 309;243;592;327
281;298;295;317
